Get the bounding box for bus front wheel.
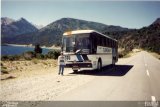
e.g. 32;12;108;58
97;60;102;71
112;57;116;66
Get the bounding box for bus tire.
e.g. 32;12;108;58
97;59;102;71
112;57;116;66
73;70;78;73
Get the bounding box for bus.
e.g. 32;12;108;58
62;30;118;72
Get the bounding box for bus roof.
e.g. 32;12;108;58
63;30;94;35
63;30;117;41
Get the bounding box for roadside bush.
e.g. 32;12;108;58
12;55;22;60
118;50;129;58
1;69;9;74
1;55;21;61
1;66;9;74
1;55;9;61
23;51;35;60
35;53;45;59
1;62;3;66
46;50;60;59
32;59;39;64
1;50;60;61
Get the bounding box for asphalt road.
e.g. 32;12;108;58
55;51;160;101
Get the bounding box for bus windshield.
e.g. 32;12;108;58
63;33;90;53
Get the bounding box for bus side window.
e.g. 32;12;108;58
91;33;97;54
103;37;106;46
106;38;108;47
100;36;103;46
113;41;115;48
110;40;112;47
104;37;106;47
112;41;114;48
97;34;100;46
112;40;114;48
111;40;113;48
108;39;111;47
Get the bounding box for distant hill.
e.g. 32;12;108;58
1;18;130;46
1;17;38;38
152;18;160;25
1;17;15;26
113;18;160;53
2;17;159;53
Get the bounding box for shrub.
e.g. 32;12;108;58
1;69;9;74
12;55;22;60
118;50;129;58
1;55;9;61
2;66;7;69
23;51;35;60
1;62;3;66
1;55;21;61
46;50;60;59
42;62;48;65
1;66;9;74
35;53;45;59
32;59;39;64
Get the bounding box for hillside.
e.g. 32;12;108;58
105;18;160;53
1;17;159;54
1;18;129;46
1;17;38;38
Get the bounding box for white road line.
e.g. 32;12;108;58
151;96;156;102
146;69;150;76
145;64;147;67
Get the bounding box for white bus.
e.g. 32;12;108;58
62;30;118;72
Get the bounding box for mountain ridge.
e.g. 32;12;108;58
2;17;130;46
1;17;160;54
1;17;38;38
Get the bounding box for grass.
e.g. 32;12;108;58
1;66;9;74
42;62;48;65
118;49;130;58
123;53;131;58
32;59;39;64
148;51;160;60
118;48;142;58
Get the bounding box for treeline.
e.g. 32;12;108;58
1;50;60;61
103;23;160;55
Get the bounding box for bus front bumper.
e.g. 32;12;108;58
65;62;92;68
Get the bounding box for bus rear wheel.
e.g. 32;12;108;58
97;60;102;71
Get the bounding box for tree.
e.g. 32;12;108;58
34;44;42;54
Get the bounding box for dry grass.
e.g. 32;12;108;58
32;59;39;64
118;48;142;58
149;52;160;60
42;61;48;65
1;59;57;81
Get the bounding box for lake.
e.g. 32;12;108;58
1;45;53;56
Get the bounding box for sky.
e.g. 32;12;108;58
1;0;160;29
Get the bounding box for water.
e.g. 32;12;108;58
1;45;52;56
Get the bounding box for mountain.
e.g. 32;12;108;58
34;24;44;29
116;18;160;53
1;17;15;25
1;18;130;46
1;17;159;53
1;17;38;38
152;18;160;25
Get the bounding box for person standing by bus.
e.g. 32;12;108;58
58;52;66;75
